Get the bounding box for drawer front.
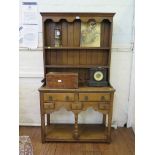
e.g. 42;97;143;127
79;93;111;102
71;103;82;110
44;93;75;102
44;102;55;109
98;103;110;110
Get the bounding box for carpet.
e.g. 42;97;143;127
19;136;33;155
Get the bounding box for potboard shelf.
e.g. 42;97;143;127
45;65;110;69
45;124;108;142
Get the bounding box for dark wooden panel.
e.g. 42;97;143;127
73;20;81;46
61;20;68;46
44;20;55;46
79;50;87;65
96;50;103;65
45;50;51;65
78;68;88;86
103;20;111;47
60;21;68;64
86;50;92;65
67;23;74;64
102;50;109;66
67;23;74;46
72;20;80;65
100;22;104;47
55;22;62;30
56;50;63;65
48;50;109;66
62;50;68;65
68;51;74;65
73;50;80;65
91;50;98;65
51;50;57;64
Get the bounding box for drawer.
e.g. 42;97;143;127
98;103;110;110
44;102;55;109
44;93;75;102
71;103;82;110
79;93;111;102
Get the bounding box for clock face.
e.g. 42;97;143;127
93;71;104;81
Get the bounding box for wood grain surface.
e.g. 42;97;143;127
19;126;135;155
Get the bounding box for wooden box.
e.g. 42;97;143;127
46;72;78;89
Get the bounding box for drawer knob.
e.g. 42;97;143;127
84;96;88;101
101;96;105;101
49;96;53;101
65;96;69;101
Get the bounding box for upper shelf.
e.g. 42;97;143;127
44;47;110;50
45;65;110;69
41;12;115;23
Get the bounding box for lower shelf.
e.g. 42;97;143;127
45;124;109;142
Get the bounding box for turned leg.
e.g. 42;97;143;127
41;114;45;143
107;93;114;142
107;113;112;142
40;92;46;143
47;114;50;125
73;113;79;139
102;114;106;126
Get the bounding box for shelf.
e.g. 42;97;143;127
44;47;110;50
45;124;108;142
39;85;115;92
45;65;109;69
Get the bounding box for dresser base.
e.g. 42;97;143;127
39;86;115;143
44;124;111;143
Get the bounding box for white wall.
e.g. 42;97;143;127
19;0;135;127
127;53;135;132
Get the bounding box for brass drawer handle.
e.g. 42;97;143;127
101;96;105;101
49;96;53;101
84;96;88;101
65;96;69;101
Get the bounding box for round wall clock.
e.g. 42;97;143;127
93;71;104;81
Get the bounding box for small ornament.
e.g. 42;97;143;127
54;28;61;47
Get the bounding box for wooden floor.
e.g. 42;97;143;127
19;126;135;155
